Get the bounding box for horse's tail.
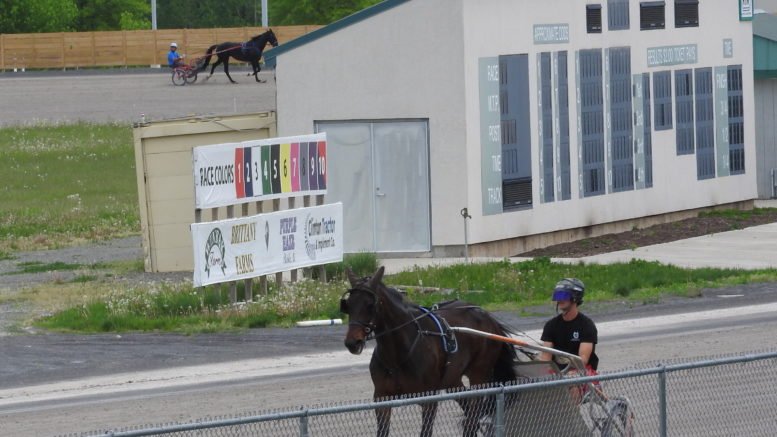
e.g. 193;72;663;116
200;45;218;71
492;321;519;383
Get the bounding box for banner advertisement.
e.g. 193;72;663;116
191;203;343;287
193;133;327;209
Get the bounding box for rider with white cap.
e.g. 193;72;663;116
167;42;184;68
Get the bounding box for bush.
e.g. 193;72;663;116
315;252;379;282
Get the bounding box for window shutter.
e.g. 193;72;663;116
675;0;699;28
587;5;603;33
640;1;665;30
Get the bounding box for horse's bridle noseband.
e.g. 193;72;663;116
340;286;380;340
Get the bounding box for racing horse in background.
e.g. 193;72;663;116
341;267;518;437
200;29;278;83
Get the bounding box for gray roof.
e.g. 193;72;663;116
754;13;777;42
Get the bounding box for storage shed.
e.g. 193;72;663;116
133;112;276;271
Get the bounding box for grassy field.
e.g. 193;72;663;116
30;257;777;333
0;123;139;252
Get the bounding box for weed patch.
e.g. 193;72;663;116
11;261;83;274
30;258;777;333
0;122;139;253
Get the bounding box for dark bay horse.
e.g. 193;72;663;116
342;267;517;437
200;29;279;84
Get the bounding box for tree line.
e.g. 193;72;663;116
0;0;382;34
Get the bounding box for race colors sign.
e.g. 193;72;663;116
191;203;343;287
193;133;327;209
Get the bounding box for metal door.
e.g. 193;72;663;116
315;120;431;253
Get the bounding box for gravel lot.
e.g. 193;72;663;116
0;68;276;126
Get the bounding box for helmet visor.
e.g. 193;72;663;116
552;290;574;302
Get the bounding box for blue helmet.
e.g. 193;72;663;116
552;278;585;305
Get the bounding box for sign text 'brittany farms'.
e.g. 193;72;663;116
191;203;343;287
193;133;327;209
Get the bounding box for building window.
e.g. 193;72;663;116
579;49;605;197
609;47;634;192
540;52;555;202
642;74;653;187
640;1;665;30
653;71;672;130
608;0;630;30
675;0;699;28
499;54;533;210
558;51;572;200
675;69;694;155
587;4;603;33
728;65;745;174
695;68;715;179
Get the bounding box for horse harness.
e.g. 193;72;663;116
341;288;463;360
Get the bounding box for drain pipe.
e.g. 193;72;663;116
772;168;776;199
460;207;472;263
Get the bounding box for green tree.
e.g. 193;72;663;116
119;11;150;30
157;0;256;29
75;0;150;31
269;0;382;25
0;0;78;33
155;0;382;29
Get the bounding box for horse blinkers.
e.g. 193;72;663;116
339;296;349;314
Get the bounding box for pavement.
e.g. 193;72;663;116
381;200;777;274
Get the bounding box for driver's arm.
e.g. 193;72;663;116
539;341;554;362
578;342;594;366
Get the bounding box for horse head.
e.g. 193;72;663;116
267;29;279;47
252;29;279;48
341;266;385;355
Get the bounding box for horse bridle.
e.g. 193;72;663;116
340;286;381;339
340;286;443;342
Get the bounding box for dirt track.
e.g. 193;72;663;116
0;68;276;126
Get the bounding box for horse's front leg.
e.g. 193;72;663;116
223;59;237;84
420;402;438;437
252;61;265;83
375;406;391;437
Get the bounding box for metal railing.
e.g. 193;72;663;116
68;350;777;437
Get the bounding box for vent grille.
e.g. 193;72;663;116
503;179;533;209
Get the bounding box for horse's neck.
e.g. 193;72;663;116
252;36;268;49
374;290;420;355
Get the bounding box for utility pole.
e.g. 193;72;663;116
262;0;268;27
151;0;157;29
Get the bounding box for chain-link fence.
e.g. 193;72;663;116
68;350;777;437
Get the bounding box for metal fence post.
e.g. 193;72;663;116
658;364;667;437
299;409;309;437
460;207;471;262
494;386;506;437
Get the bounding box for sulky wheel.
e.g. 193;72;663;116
171;69;187;86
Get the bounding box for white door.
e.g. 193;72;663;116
315;120;431;253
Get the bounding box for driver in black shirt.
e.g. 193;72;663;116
539;278;599;381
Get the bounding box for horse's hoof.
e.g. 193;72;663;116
257;79;267;83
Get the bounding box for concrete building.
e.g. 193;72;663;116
754;12;777;198
265;0;757;257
